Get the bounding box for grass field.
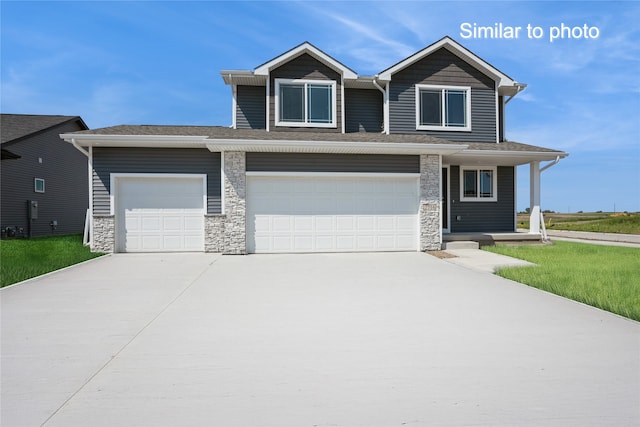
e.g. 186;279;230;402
485;241;640;321
517;212;640;234
1;235;104;288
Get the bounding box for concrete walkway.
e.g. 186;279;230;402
442;249;536;273
546;229;640;247
2;252;639;426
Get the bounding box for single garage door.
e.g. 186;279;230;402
115;176;205;252
246;174;419;253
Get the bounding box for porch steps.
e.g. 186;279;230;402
442;241;480;250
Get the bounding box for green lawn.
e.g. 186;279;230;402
1;235;104;287
485;241;640;321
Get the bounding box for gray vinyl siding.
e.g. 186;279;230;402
0;120;88;236
236;85;266;129
449;166;515;232
92;148;221;215
345;88;383;133
246;153;419;173
269;53;342;133
388;47;497;143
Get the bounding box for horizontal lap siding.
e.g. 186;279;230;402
246;153;419;173
92;148;221;215
345;88;383;133
389;47;497;143
449;166;515;232
0;120;88;236
269;53;342;133
236;85;266;129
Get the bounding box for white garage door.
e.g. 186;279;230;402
246;174;419;253
115;176;205;252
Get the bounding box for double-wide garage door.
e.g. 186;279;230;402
247;174;419;253
116;176;205;252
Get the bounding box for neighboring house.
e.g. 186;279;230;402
1;114;89;237
61;36;567;254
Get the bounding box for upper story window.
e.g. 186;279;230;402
460;167;497;202
416;85;471;131
275;79;336;128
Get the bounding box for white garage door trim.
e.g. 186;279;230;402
111;173;207;253
246;172;420;254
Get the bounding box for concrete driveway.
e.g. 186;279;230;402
2;252;638;426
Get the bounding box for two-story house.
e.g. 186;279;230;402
2;114;89;238
61;37;567;254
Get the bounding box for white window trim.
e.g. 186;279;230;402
274;78;337;128
415;84;471;132
34;178;45;193
459;166;498;202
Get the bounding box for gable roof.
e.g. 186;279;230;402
377;36;525;96
1;114;88;145
254;41;358;79
222;42;358;86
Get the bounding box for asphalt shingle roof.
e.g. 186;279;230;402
73;124;563;154
1;114;87;145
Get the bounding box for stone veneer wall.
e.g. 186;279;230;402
419;154;441;251
92;215;115;253
204;215;225;252
223;152;247;254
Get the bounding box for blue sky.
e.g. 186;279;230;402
2;1;639;213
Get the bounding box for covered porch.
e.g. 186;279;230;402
441;142;568;245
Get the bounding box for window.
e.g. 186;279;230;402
275;79;336;127
460;167;496;201
34;178;45;193
416;85;471;131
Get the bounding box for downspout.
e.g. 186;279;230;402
69;138;92;247
540;155;561;172
372;76;388;134
504;82;526;105
70;137;90;157
503;82;526;142
530;156;562;241
230;75;237;129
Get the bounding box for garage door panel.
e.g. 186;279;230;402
294;216;313;232
336;216;355;231
293;235;313;250
273;235;293;251
117;177;205;252
247;175;418;253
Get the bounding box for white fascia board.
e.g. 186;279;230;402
254;42;358;80
461;149;568;159
60;134;210;148
206;139;467;155
221;70;266;86
379;37;516;88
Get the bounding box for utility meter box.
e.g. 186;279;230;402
28;200;38;220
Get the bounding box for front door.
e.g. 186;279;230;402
442;167;450;233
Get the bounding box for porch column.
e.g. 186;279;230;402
223;151;246;254
529;161;541;234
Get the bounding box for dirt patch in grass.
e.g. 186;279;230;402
426;250;457;259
